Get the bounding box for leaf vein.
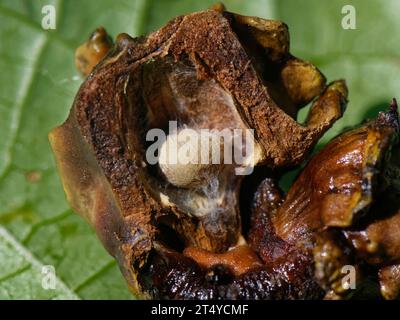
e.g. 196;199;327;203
0;225;80;299
0;34;48;181
73;260;117;293
0;264;31;283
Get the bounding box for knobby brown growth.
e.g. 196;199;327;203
49;6;400;299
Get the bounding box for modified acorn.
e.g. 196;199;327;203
48;6;400;300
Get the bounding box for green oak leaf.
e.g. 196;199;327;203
0;225;78;299
0;0;399;299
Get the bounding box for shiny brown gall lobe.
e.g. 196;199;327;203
48;7;400;299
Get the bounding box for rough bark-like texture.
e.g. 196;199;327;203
49;8;355;299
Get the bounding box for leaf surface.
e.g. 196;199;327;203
0;0;399;298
